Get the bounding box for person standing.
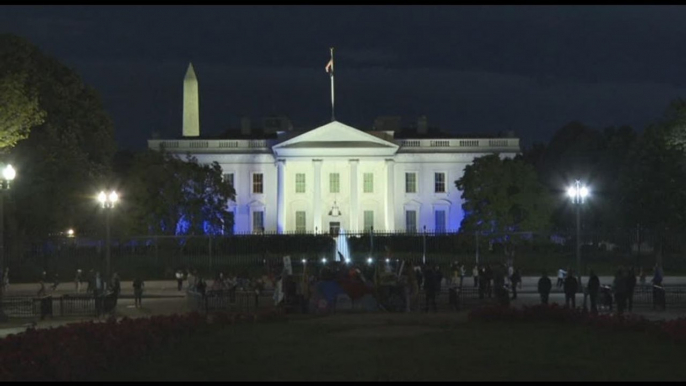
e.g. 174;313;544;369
639;267;646;288
74;269;82;293
50;273;60;291
507;264;514;286
423;266;438;312
133;276;144;308
175;269;184;291
510;268;521;300
563;270;578;309
472;265;479;288
415;265;424;291
459;264;465;288
627;267;637;312
37;279;46;297
484;263;493;298
587;270;600;315
86;269;95;293
651;264;665;310
2;268;9;293
557;268;566;288
613;268;628;315
434;265;444;294
538;271;552;305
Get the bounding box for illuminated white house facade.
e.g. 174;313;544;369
148;64;520;235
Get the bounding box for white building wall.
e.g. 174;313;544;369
164;145;518;234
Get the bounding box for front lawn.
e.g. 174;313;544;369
99;313;686;381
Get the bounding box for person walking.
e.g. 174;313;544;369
627;267;637;312
507;264;514;286
538;271;552;305
472;265;479;288
563;270;578;309
133;276;144;308
2;268;9;293
639;267;646;288
510;268;521;300
587;270;600;315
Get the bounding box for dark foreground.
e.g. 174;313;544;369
97;312;686;382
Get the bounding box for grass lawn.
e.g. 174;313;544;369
100;313;686;381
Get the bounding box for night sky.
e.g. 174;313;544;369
2;5;686;150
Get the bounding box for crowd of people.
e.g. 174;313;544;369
536;264;665;315
0;259;670;318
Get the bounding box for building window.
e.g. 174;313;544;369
434;172;446;193
295;173;306;193
435;210;446;233
252;210;264;233
363;173;374;193
363;210;374;231
252;173;263;194
405;173;417;193
295;211;306;233
329;173;340;193
405;210;417;233
223;173;234;188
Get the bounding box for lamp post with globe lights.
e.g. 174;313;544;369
98;190;118;279
567;180;589;287
0;164;17;322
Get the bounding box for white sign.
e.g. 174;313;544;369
283;255;293;276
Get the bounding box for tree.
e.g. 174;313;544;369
619;112;686;260
663;98;686;154
0;71;45;150
0;34;116;242
456;154;553;236
121;150;236;236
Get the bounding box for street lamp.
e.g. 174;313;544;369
0;164;17;322
567;180;589;287
98;190;118;279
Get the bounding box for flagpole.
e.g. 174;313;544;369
330;47;335;122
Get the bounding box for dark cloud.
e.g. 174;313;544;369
1;5;686;150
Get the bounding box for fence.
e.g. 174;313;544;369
6;229;686;282
187;289;271;314
0;294;118;319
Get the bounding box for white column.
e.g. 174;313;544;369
276;159;286;234
349;159;359;232
313;159;322;233
385;159;395;232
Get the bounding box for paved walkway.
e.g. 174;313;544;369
2;276;685;339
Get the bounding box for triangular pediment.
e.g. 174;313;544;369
272;120;399;157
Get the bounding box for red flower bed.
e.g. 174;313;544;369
468;304;686;343
0;309;285;381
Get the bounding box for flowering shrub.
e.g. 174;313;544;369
468;304;686;343
0;309;285;381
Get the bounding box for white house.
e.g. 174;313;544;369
147;64;520;235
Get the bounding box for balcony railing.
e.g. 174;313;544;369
148;139;272;152
398;138;519;151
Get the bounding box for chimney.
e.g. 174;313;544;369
241;117;251;135
417;115;428;135
182;63;200;137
